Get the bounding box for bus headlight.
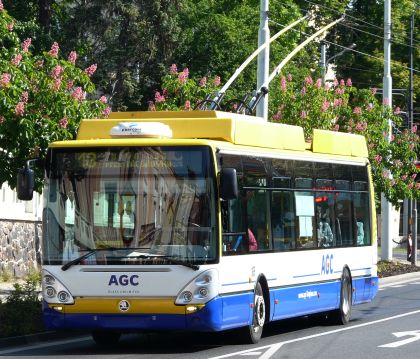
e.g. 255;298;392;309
42;270;74;305
175;269;218;305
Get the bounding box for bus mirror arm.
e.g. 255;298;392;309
16;158;41;201
220;168;238;200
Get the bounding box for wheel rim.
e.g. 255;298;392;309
342;277;350;315
253;294;266;331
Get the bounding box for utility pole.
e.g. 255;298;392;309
381;0;393;261
257;0;269;121
320;43;326;84
409;12;417;265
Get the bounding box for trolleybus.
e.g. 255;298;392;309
17;110;378;344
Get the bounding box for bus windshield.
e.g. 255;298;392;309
43;146;217;266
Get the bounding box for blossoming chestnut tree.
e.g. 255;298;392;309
150;65;419;207
0;4;110;190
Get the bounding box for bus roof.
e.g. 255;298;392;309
72;110;368;158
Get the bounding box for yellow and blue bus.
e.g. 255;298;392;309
18;110;378;344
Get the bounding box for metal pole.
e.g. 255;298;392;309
256;0;269;121
320;43;326;84
409;12;417;265
381;0;393;261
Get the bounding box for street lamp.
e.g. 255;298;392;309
320;43;356;84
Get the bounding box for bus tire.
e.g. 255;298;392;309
242;281;266;344
330;268;352;325
91;330;121;345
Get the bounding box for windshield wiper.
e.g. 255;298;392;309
61;248;98;271
132;254;200;271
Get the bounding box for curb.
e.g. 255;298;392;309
379;271;420;286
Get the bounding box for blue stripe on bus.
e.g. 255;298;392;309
222;281;250;287
42;276;378;332
293;273;320;278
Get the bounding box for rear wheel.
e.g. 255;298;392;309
242;282;266;344
91;330;121;345
330;268;352;324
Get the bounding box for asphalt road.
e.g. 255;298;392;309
1;273;420;359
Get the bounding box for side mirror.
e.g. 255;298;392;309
220;168;238;200
17;164;35;201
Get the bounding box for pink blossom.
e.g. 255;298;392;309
339;79;345;87
0;115;5;124
84;64;97;77
401;174;408;181
367;103;374;112
304;76;313;85
198;76;207;87
321;99;330;112
382;170;390;178
102;107;111;117
169;64;177;75
393;160;403;168
99;96;107;104
353;106;362;115
333;78;339;86
21;91;29;103
374;155;382;163
390;134;395;142
0;73;11;87
412;173;417;180
324;83;331;91
412;125;417;133
52;79;61;91
408;182;414;190
335;87;344;95
315;78;322;88
333;98;343;107
280;77;287;92
49;42;59;57
71;87;85;101
178;68;189;84
347;126;353;133
11;54;22;66
67;51;77;64
154;91;165;103
390;179;396;187
15;102;25;116
148;101;156;111
333;124;339;131
346;78;352;87
0;1;3;11
51;65;64;79
300;111;307;119
7;21;15;31
416;183;420;190
355;121;367;131
213;75;221;87
59;117;68;129
272;111;282;121
371;87;377;95
300;87;306;96
184;100;191;110
287;73;293;82
368;143;375;149
66;81;74;90
21;38;32;53
394;107;401;115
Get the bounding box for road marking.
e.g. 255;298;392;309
379;330;420;348
387;285;405;288
0;336;91;355
209;309;420;359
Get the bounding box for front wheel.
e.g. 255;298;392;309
241;282;266;344
330;268;352;325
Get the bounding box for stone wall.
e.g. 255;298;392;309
0;220;42;278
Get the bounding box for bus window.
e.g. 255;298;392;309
294;176;316;248
315;179;335;248
335;180;353;247
271;191;295;250
353;181;370;246
246;189;271;251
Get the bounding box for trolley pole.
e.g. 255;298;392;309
381;0;393;261
256;0;270;121
320;43;326;84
